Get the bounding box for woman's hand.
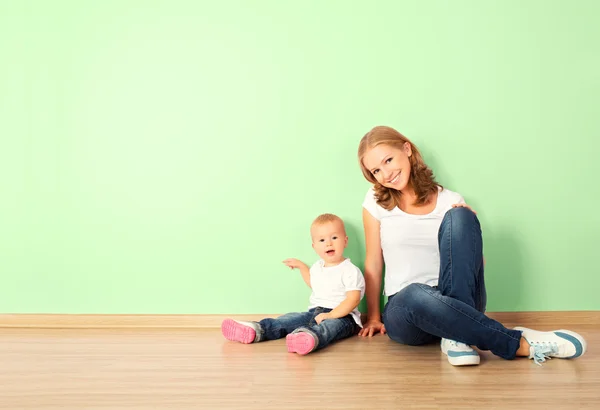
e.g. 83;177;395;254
358;319;387;337
451;203;476;214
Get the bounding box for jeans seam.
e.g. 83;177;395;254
477;264;486;313
470;213;479;300
414;284;520;342
470;213;478;306
447;210;453;296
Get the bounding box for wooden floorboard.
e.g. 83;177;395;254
1;310;599;328
0;324;597;409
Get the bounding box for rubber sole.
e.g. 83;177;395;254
445;352;481;366
441;344;480;366
514;327;587;358
221;319;256;344
286;332;315;355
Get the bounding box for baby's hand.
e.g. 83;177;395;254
282;258;307;270
315;313;331;325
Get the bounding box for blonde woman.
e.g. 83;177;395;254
357;125;586;366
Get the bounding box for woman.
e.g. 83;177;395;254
357;125;586;366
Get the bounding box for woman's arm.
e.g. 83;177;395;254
358;207;387;337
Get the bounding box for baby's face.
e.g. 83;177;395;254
311;221;348;266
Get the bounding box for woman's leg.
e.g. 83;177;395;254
383;206;491;360
383;292;439;346
385;207;586;365
384;282;522;360
436;206;487;364
437;206;486;312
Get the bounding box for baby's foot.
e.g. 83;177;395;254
286;331;316;355
221;319;260;344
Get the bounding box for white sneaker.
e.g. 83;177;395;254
514;327;587;366
441;338;480;366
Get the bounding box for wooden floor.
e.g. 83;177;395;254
0;324;597;409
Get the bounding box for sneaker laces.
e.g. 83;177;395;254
446;339;470;350
529;341;559;366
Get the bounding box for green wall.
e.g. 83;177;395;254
1;1;598;314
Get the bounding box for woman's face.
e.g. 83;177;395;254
362;142;412;191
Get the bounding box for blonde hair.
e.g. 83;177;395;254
358;126;440;210
312;213;345;232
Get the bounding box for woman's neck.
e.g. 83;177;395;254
399;185;438;214
400;182;417;200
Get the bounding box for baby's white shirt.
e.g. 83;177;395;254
308;258;365;327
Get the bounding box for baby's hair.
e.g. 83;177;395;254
312;213;345;229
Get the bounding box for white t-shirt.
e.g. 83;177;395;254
308;258;365;327
362;186;465;297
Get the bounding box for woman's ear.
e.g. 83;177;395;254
404;141;412;157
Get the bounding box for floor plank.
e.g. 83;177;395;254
0;325;596;409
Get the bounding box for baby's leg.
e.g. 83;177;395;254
286;315;358;354
222;311;313;343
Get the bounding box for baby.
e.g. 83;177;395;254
221;213;365;355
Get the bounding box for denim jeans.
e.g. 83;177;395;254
255;307;358;351
382;207;523;360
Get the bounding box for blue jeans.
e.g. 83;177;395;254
382;207;523;360
255;307;359;351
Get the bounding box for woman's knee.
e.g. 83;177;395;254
441;206;480;233
396;283;432;311
384;284;432;345
384;310;418;345
446;206;477;221
384;309;434;346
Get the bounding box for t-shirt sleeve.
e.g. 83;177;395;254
362;188;381;220
439;189;466;213
342;266;366;298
